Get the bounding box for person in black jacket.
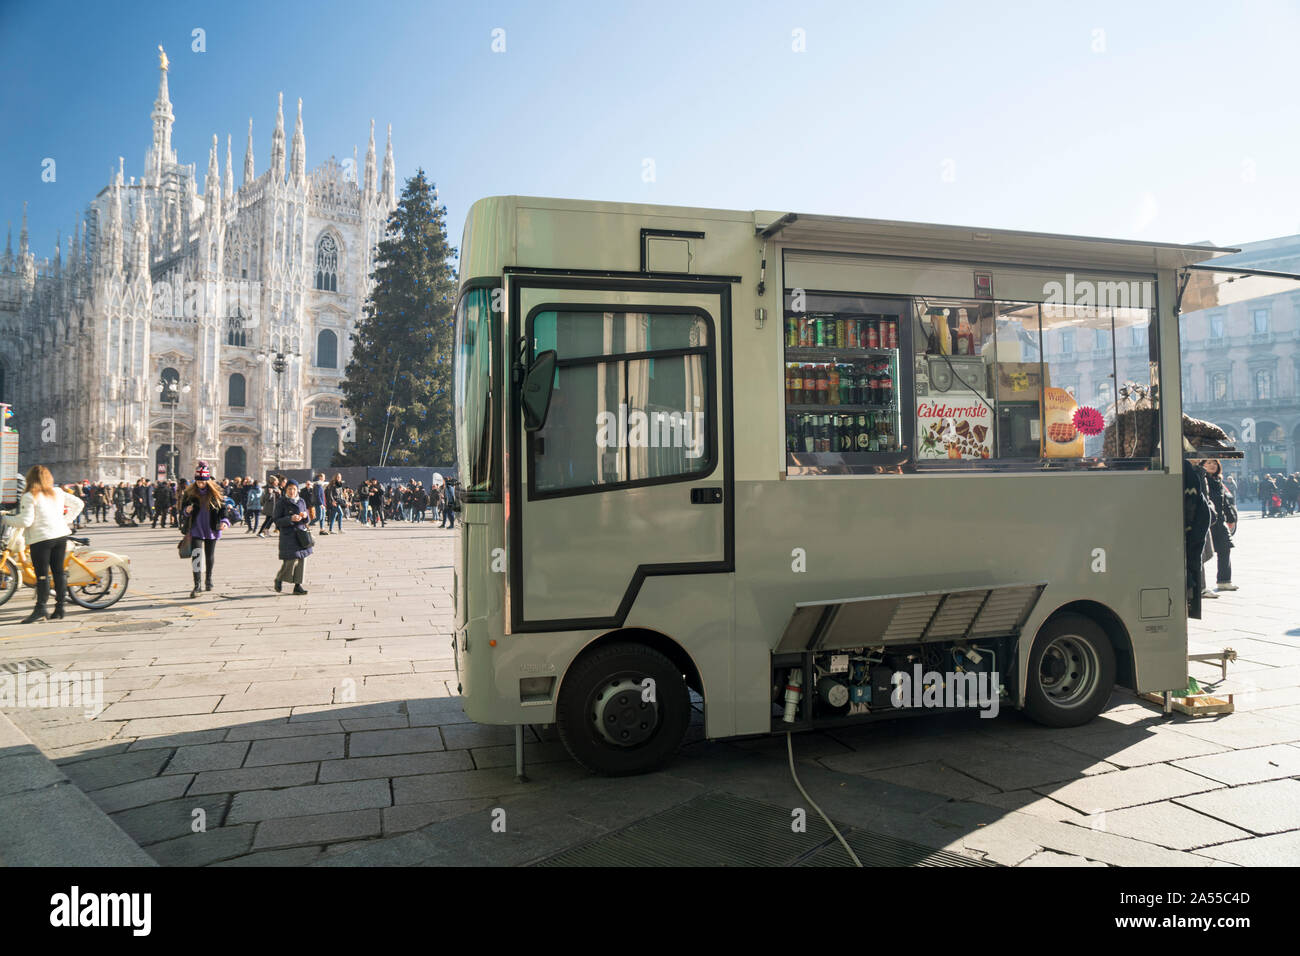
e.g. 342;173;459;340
272;480;313;594
1202;459;1236;592
152;479;173;528
1184;460;1213;617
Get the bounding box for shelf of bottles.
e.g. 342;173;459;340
784;311;902;459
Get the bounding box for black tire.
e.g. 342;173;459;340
68;565;129;610
0;557;18;607
556;642;691;776
1023;613;1116;728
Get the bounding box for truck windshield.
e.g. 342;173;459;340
454;286;498;501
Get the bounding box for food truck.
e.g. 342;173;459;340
451;196;1257;776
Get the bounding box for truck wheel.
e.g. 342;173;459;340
556;642;690;776
1023;614;1116;728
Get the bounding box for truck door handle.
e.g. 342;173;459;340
691;487;723;504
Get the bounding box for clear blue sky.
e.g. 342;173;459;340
3;0;1298;264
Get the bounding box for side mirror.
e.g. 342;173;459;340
521;350;558;432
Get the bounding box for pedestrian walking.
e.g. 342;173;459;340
3;465;85;623
245;480;263;533
368;481;385;527
312;474;329;534
257;476;281;536
178;462;231;598
440;480;456;529
272;479;313;594
326;475;345;535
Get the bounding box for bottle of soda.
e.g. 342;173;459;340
816;365;828;404
828;365;840;405
801;415;815;452
880;367;893;406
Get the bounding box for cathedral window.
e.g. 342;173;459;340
315;233;338;292
226;315;247;347
316;329;338;369
228;373;246;408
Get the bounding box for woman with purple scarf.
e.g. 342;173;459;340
179;461;231;598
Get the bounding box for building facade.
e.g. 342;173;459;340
1178;235;1300;479
0;48;396;482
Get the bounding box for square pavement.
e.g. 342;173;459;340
2;513;1298;866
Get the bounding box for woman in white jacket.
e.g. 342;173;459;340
2;465;84;623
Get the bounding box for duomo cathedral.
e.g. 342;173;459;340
0;47;397;481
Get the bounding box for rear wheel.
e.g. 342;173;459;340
68;565;129;610
556;642;691;776
0;557;18;607
1023;613;1116;728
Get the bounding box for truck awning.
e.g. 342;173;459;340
775;582;1048;654
755;211;1240;272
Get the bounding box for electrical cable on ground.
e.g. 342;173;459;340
786;732;862;867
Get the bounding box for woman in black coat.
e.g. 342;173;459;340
272;480;314;594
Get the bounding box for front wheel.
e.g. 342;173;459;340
68;565;129;610
1023;613;1116;728
556;642;691;776
0;557;18;607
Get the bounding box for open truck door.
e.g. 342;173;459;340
1176;258;1300;618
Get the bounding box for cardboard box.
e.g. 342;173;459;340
990;362;1049;402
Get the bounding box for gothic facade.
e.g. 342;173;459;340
0;48;396;481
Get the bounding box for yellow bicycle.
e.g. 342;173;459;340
0;524;131;610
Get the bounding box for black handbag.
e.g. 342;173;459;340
295;527;315;550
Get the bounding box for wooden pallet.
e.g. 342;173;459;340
1140;691;1235;716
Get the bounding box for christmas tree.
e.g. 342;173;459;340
339;170;457;466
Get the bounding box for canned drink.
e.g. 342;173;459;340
867;319;879;349
786;316;798;348
815;316;826;347
825;316;837;348
837;319;847;347
847;319;859;349
888;318;898;349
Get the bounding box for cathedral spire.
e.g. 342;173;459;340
291;97;306;185
244;118;255;184
225;134;234;200
132;198;150;277
382;123;395;207
271;92;286;182
4;222;12;267
19;201;28;259
105;163;123;273
205;134;223;226
54;231;62;277
149;44;176;177
364;119;377;198
72;220;81;277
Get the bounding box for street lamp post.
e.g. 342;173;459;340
257;349;296;472
155;376;191;479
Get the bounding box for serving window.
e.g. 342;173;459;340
782;278;1162;476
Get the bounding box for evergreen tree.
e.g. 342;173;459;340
339;170;456;466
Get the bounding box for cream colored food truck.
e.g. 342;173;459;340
452;196;1247;776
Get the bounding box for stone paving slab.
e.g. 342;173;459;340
1175;779;1300;835
1080;802;1253;850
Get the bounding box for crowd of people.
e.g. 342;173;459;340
3;464;459;622
1246;472;1300;518
58;472;460;533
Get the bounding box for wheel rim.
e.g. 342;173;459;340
1038;634;1100;708
71;566;126;608
590;674;659;747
